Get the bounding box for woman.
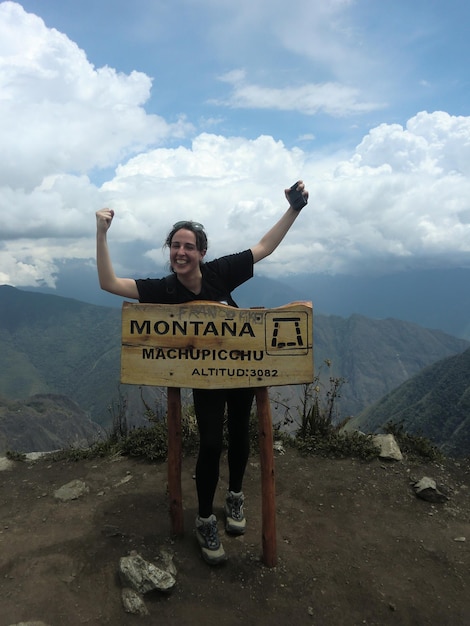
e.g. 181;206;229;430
95;180;309;565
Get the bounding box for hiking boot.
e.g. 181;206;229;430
195;514;227;565
224;491;246;535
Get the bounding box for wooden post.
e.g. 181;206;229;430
255;387;277;567
167;387;184;536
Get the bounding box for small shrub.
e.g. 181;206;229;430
180;405;200;457
48;438;122;462
120;423;168;461
275;361;348;441
6;450;26;462
280;360;379;460
296;430;378;460
248;412;260;453
384;421;443;462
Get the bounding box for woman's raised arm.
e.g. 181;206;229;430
95;208;139;299
250;181;308;263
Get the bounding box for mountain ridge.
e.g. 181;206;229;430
24;264;470;339
1;284;469;454
346;347;470;457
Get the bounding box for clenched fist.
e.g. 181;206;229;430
96;208;115;233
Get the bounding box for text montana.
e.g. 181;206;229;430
130;319;255;337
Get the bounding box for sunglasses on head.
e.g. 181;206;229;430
173;221;205;231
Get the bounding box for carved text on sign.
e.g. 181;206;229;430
121;301;313;389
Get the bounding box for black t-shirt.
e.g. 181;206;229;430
135;249;254;307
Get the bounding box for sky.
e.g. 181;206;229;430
2;0;470;298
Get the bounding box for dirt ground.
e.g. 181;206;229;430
0;446;469;626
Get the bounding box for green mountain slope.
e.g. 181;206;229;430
347;348;470;456
0;285;121;424
0;394;101;454
1;285;469;453
312;313;469;417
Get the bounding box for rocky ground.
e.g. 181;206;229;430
0;447;469;626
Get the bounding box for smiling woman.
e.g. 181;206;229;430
166;221;208;294
94;181;309;565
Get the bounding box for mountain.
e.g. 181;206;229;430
345;348;470;457
273;268;470;340
0;394;102;455
1;284;469;446
310;313;469;418
28;265;470;339
0;285;122;425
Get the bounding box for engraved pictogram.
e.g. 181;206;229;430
265;312;309;355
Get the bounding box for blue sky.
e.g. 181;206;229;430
2;0;470;293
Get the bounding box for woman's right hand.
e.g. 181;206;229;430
96;208;115;233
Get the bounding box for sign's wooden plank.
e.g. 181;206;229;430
121;301;313;389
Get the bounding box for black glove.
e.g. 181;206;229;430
286;181;308;211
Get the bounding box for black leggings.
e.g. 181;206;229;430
192;387;255;518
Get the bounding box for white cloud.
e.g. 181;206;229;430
312;111;470;273
100;133;307;256
0;237;88;287
268;0;366;78
351;111;470;176
215;69;383;116
198;0;380;95
4;110;470;288
198;0;359;72
0;2;192;191
92;111;470;280
204;0;385;118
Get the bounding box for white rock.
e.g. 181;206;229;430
0;457;14;471
121;587;149;615
413;477;448;502
119;553;176;594
273;441;286;454
372;434;403;461
54;479;89;501
160;548;178;577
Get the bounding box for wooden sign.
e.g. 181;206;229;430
121;301;313;389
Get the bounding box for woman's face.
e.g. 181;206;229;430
169;228;206;277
